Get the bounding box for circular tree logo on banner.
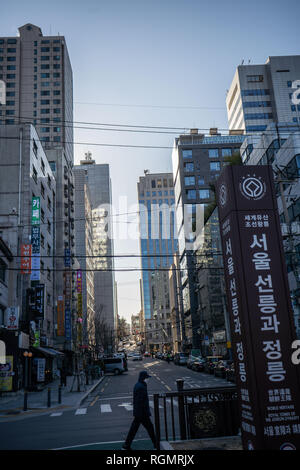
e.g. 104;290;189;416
239;174;266;201
219;183;228;207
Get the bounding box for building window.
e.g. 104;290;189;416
222;148;232;157
184;176;195;186
210;162;221;171
184;162;194;172
247;75;264;82
198;177;205;185
186;189;196;200
41;183;45;198
182;149;192;159
199;189;210;199
0;258;7;283
47;220;51;234
208;148;219;158
41;90;50;96
32;165;38;183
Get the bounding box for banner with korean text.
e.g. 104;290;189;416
216;165;300;450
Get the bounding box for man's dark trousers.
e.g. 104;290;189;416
125;416;156;448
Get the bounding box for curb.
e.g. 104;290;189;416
78;376;105;406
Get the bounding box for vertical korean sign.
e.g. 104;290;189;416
76;270;83;344
216;165;300;450
21;244;32;274
31;197;41;281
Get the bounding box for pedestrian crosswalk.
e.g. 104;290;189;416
49;398;180;418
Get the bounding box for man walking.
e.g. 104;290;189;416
122;370;157;450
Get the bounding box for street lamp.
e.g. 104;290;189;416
23;351;29;390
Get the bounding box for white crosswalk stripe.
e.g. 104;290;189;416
75;408;87;415
100;404;112;413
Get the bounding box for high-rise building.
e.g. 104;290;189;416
0;124;56;351
240;122;300;339
226;55;300;134
0;23;73;163
73;170;95;348
74;154;116;335
137;172;178;352
172;128;245;350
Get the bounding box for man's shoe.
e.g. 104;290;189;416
121;444;132;451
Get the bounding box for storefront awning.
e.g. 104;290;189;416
32;347;65;357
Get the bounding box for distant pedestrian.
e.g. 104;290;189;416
59;367;67;387
122;370;156;450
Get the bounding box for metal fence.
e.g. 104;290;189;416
153;380;239;450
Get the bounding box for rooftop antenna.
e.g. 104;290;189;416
85;151;92;161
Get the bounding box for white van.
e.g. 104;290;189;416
103;357;126;375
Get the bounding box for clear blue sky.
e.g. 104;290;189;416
1;0;300;322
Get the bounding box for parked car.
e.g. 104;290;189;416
192;357;206;372
132;353;143;361
103;357;126;375
214;360;232;378
204;356;223;374
155;352;163;359
144;351;151;357
174;352;189;366
226;362;236;383
187;354;201;369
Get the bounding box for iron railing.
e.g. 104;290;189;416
153;380;239;450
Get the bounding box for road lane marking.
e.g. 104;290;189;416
50;412;63;417
90;395;99;407
118;403;133;411
100;404;112;413
75;408;87;415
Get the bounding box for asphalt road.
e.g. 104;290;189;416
0;358;231;450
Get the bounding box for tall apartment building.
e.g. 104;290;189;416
172;128;245;350
0;23;73;163
74;155;116;335
226;55;300;133
73;169;95;348
137;172;178;352
0;124;57;388
240;123;300;339
46;148;75;355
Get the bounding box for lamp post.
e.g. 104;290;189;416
28;352;33;390
23;351;28;390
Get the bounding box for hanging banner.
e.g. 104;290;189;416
21;244;32;274
31;197;40;225
30;253;40;281
0;356;14;391
5;307;19;330
216;165;300;450
31;226;40;254
57;297;65;336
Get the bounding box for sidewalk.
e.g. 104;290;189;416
160;436;243;450
0;374;105;418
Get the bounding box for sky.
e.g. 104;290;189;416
1;0;300;323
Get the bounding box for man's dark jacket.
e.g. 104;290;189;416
133;371;151;419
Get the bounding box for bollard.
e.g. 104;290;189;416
176;379;186;440
23;391;28;411
47;388;51;408
58;386;62;404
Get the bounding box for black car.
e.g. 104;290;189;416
192;358;206;372
214;360;232;378
226;362;236;383
204;356;223;374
